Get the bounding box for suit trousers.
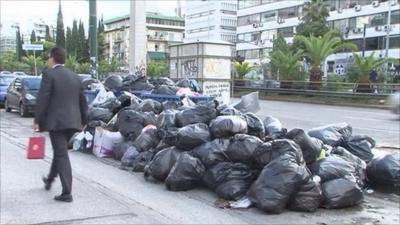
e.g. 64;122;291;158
48;129;76;195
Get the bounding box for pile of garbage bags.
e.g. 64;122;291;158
74;76;399;215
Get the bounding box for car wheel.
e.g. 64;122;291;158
4;100;12;112
19;103;28;117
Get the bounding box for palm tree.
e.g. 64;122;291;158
296;0;330;37
65;55;79;72
22;55;45;75
351;52;388;93
233;61;254;79
270;50;304;88
295;30;357;88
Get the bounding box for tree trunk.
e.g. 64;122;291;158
308;65;322;90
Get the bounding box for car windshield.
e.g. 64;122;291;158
0;76;15;86
22;78;42;90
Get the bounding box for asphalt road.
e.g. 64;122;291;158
1;107;400;225
250;99;400;148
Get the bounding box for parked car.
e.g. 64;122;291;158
12;71;27;76
78;74;92;82
5;76;42;117
0;71;12;75
0;75;16;106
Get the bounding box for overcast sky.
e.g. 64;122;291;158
1;0;184;37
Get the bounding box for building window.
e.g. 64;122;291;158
370;13;387;27
278;7;297;19
261;11;276;22
261;29;276;41
391;10;400;25
388;35;400;49
238;0;261;9
277;27;293;38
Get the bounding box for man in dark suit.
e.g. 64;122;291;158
34;47;88;202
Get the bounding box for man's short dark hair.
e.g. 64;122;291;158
50;47;66;64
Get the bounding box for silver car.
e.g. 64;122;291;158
389;91;400;114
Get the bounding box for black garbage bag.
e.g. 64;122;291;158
203;162;254;200
142;112;157;126
218;107;243;116
88;107;113;123
341;135;375;162
139;99;163;114
263;116;283;136
176;79;191;88
247;153;310;214
118;94;132;108
131;81;154;91
157;127;179;146
117;109;144;139
176;105;217;127
308;122;352;146
104;75;123;92
151;77;176;86
192;138;230;168
152;85;178;95
209;115;248;138
289;177;322;212
162;101;183;110
253;139;304;169
157;110;178;129
321;176;363;209
94;97;119;109
243;113;265;138
367;153;400;186
176;123;211;150
132;151;155;172
224;134;263;165
114;141;134;161
309;155;356;183
332;146;367;187
134;128;160;152
120;146;140;169
87;120;107;129
286;129;323;165
144;147;181;182
165;153;206;191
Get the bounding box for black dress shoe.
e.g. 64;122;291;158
54;194;73;202
42;177;52;191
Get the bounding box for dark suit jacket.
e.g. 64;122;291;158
34;66;88;132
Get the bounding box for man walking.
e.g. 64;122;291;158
34;47;88;202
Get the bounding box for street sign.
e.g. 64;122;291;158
22;44;43;51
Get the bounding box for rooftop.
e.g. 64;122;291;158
104;12;185;24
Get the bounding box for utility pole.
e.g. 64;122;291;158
384;0;392;74
129;1;147;75
89;0;98;79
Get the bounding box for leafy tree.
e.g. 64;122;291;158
15;28;23;61
56;2;65;48
77;20;89;63
296;0;330;37
233;61;254;79
295;30;357;85
30;30;36;43
147;61;168;78
270;49;304;82
269;33;291;76
70;20;79;56
97;16;105;60
22;55;45;75
349;52;388;84
65;27;72;55
45;25;52;41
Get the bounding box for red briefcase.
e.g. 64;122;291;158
27;136;45;159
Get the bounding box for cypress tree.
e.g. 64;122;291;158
55;1;65;48
66;27;72;54
30;30;36;43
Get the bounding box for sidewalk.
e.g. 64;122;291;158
0;135;169;224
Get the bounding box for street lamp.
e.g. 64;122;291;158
360;16;369;57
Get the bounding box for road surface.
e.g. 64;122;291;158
1;104;399;224
249;99;400;148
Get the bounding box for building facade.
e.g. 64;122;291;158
236;0;400;74
0;35;16;55
103;12;185;64
184;0;237;43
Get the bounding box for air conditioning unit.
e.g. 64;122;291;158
337;8;343;13
391;0;398;6
375;26;383;31
372;1;380;7
277;17;285;24
298;16;303;20
355;5;361;11
253;23;258;28
353;27;362;33
384;25;392;31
